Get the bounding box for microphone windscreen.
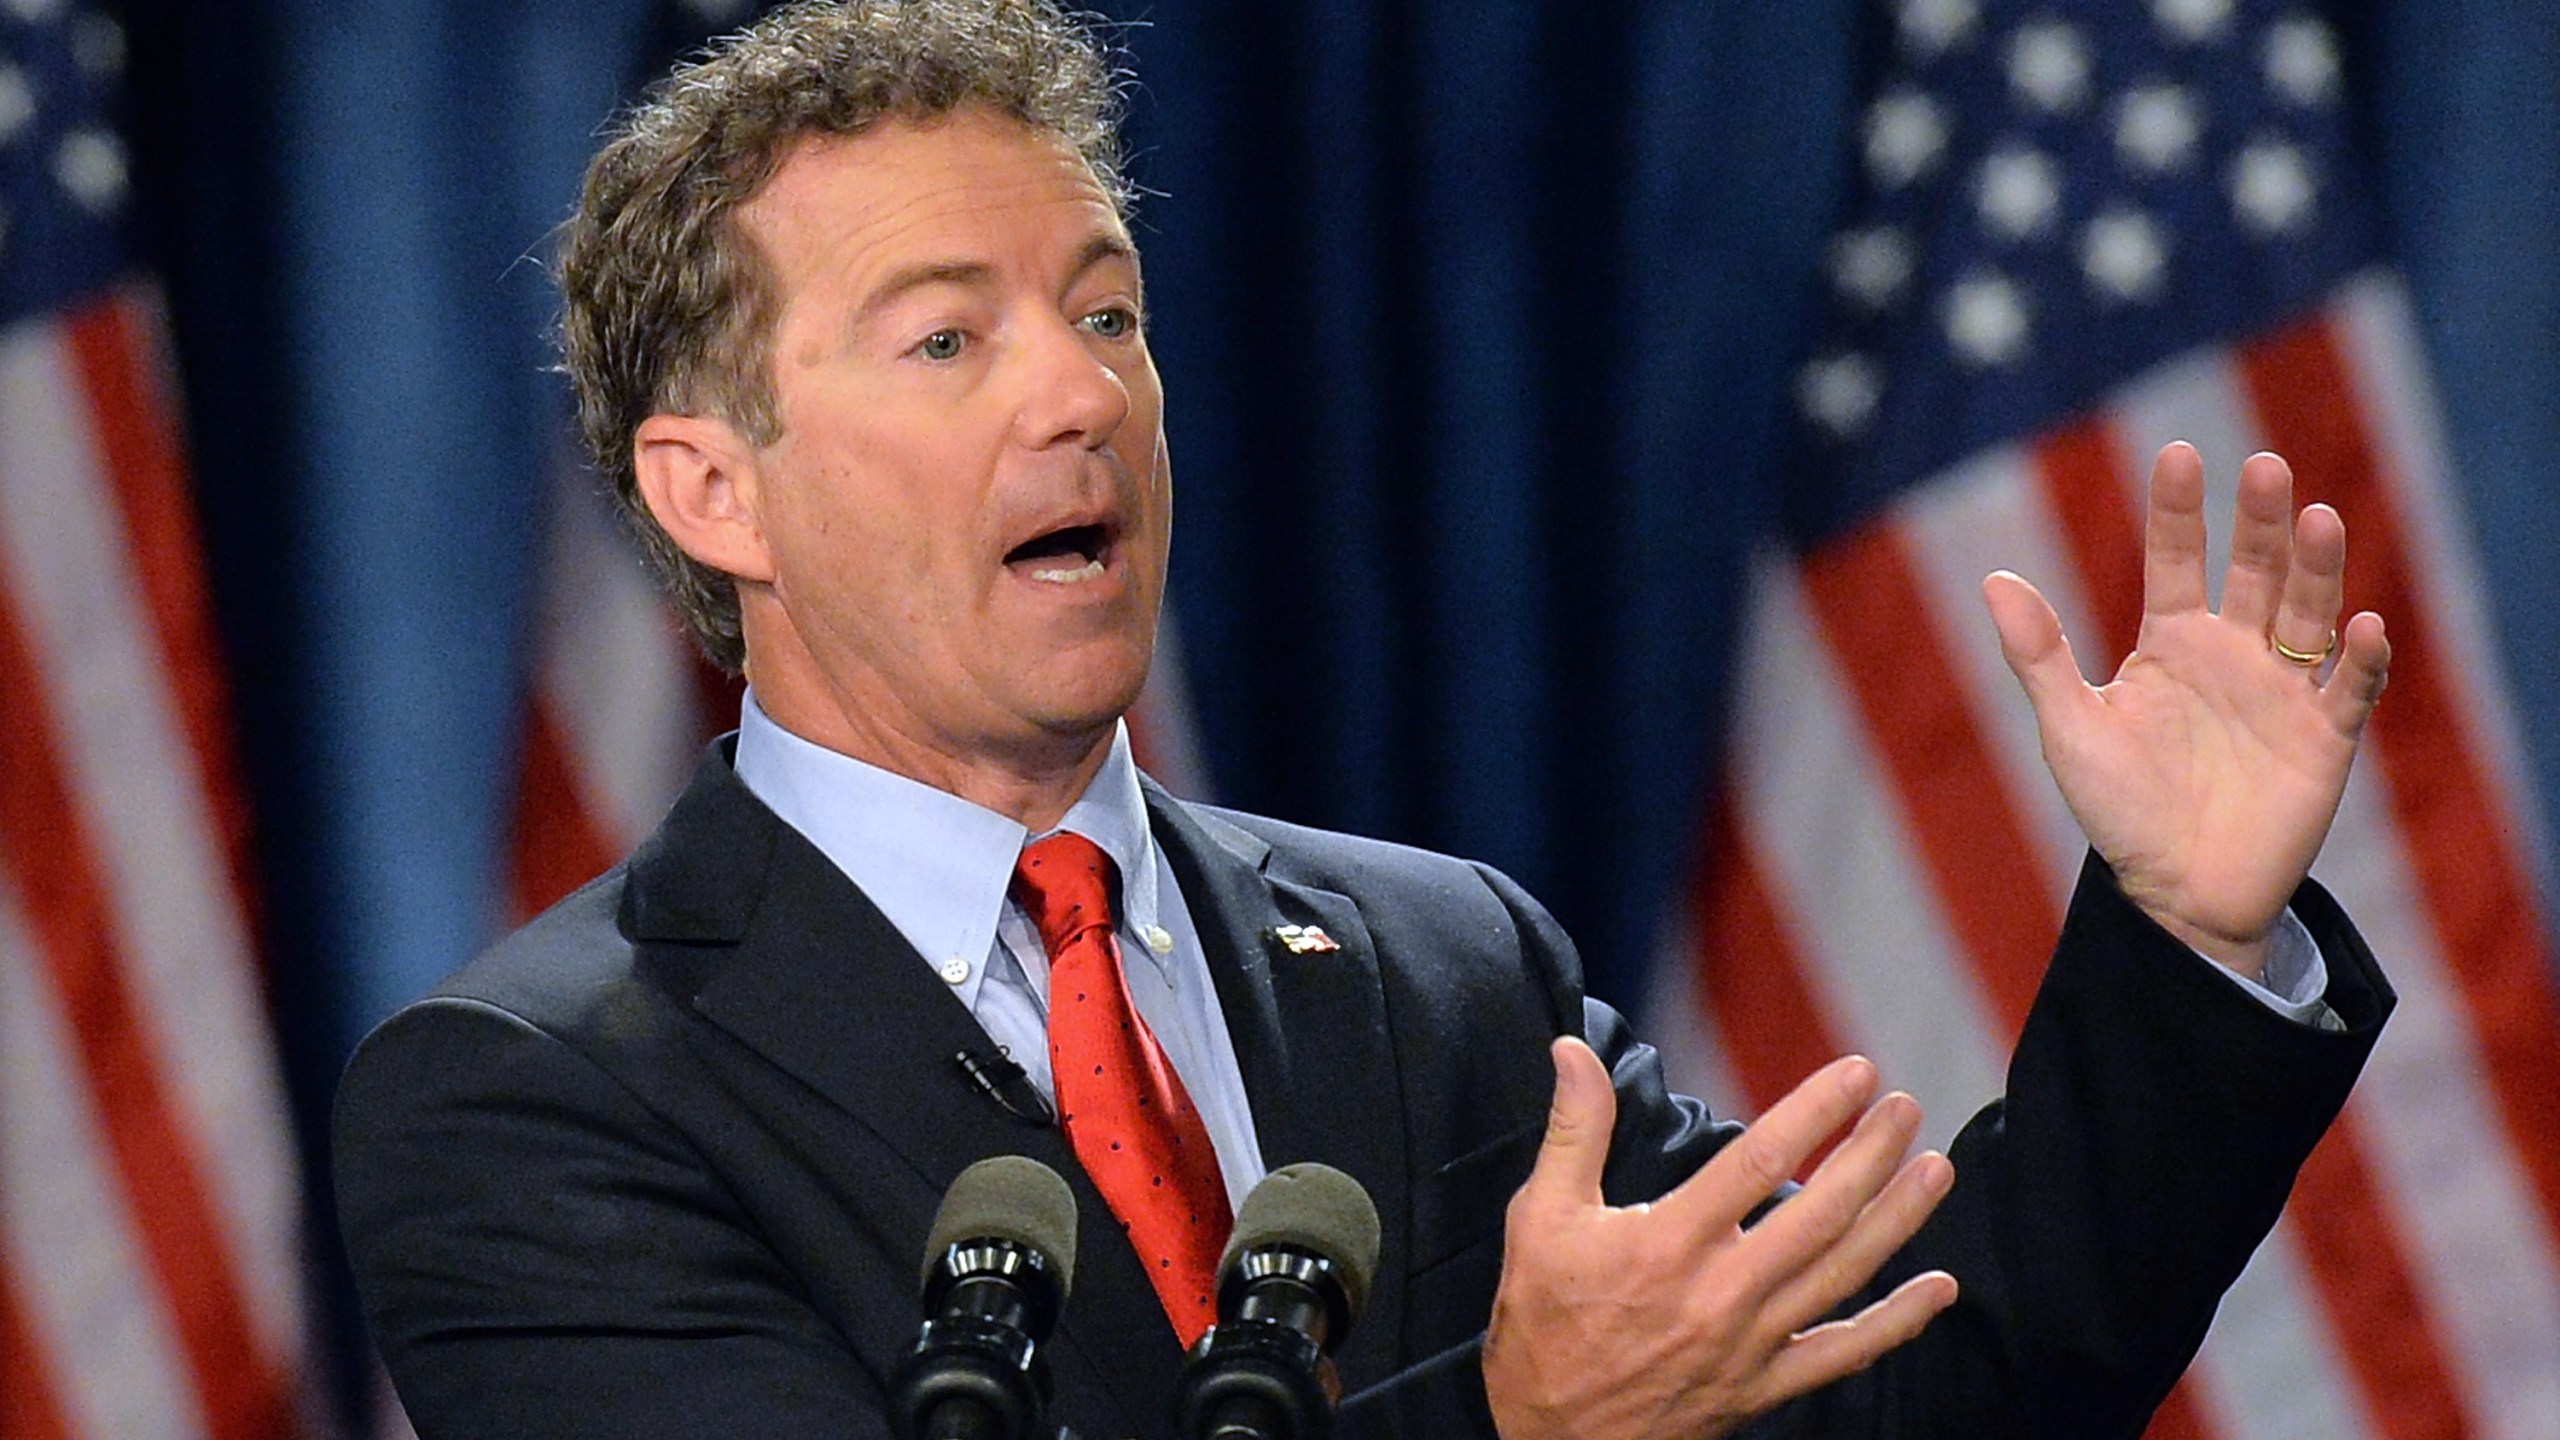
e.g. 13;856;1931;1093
922;1155;1080;1294
1220;1163;1382;1317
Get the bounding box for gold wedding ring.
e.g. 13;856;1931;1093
2273;631;2336;666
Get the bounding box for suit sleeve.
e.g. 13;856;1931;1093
334;996;895;1440
1347;852;2388;1440
1752;853;2391;1439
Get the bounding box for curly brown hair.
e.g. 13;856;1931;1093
556;0;1129;672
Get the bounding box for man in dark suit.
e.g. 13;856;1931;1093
334;3;2396;1437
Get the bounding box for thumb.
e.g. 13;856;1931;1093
1522;1036;1616;1207
1982;570;2087;718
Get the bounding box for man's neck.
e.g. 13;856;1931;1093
749;676;1112;834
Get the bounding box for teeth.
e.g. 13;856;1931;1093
1029;557;1106;584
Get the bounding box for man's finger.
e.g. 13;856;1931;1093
2217;452;2297;633
2270;502;2345;673
1663;1056;1879;1231
1725;1092;1928;1303
1755;1270;1960;1408
1516;1036;1618;1210
2319;610;2390;736
1759;1149;1955;1339
2142;441;2211;618
1983;571;2090;720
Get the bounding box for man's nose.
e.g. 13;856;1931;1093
1014;315;1132;449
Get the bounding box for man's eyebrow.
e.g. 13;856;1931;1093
845;234;1138;332
850;260;994;331
1068;232;1140;282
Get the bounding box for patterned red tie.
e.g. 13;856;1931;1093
1012;833;1232;1345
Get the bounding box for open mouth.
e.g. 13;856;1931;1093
1003;522;1114;584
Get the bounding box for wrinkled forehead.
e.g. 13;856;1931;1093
740;109;1133;283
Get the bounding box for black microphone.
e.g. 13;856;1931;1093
955;1048;1056;1126
892;1155;1080;1440
1174;1163;1383;1440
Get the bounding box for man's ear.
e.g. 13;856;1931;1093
631;413;776;584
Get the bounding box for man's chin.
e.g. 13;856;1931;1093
1028;630;1152;705
1027;676;1149;745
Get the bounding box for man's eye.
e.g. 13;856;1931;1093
917;329;966;361
1083;307;1137;340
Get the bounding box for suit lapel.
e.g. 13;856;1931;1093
624;749;1067;1186
625;749;1178;1437
1145;786;1412;1393
685;826;1072;1180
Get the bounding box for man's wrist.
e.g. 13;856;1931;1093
2198;909;2341;1029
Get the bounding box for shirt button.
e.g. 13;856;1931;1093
1141;924;1175;955
939;956;971;985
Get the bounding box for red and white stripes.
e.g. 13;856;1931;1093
509;461;719;920
1648;272;2560;1440
0;291;308;1439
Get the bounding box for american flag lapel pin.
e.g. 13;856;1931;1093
1268;923;1340;955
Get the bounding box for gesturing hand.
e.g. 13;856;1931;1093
1482;1040;1957;1440
1983;442;2391;979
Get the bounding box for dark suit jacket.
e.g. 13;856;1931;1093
335;743;2391;1440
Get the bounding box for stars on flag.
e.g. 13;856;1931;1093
1865;88;1952;190
66;7;121;76
2115;83;2205;174
1799;0;2352;441
0;2;130;291
1943;270;2031;367
2230;137;2316;236
52;123;124;213
2082;207;2171;303
2007;20;2092;116
1976;143;2062;241
0;63;32;141
1829;227;1915;312
2263;15;2340;105
1797;352;1886;436
2153;0;2237;45
1896;0;1980;59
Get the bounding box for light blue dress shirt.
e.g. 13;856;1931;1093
732;692;1268;1213
2225;908;2335;1027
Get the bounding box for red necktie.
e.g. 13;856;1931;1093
1013;833;1233;1345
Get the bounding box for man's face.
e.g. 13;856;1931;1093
730;108;1169;772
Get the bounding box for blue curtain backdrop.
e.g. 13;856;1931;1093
122;0;2557;1425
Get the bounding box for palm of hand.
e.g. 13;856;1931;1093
1985;444;2390;972
2059;610;2362;952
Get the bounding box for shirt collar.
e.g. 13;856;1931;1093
730;691;1169;1002
1047;723;1167;970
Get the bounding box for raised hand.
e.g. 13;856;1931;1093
1482;1039;1958;1440
1982;441;2391;978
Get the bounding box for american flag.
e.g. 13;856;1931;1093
1642;2;2560;1437
0;6;312;1440
500;1;751;929
507;459;736;923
